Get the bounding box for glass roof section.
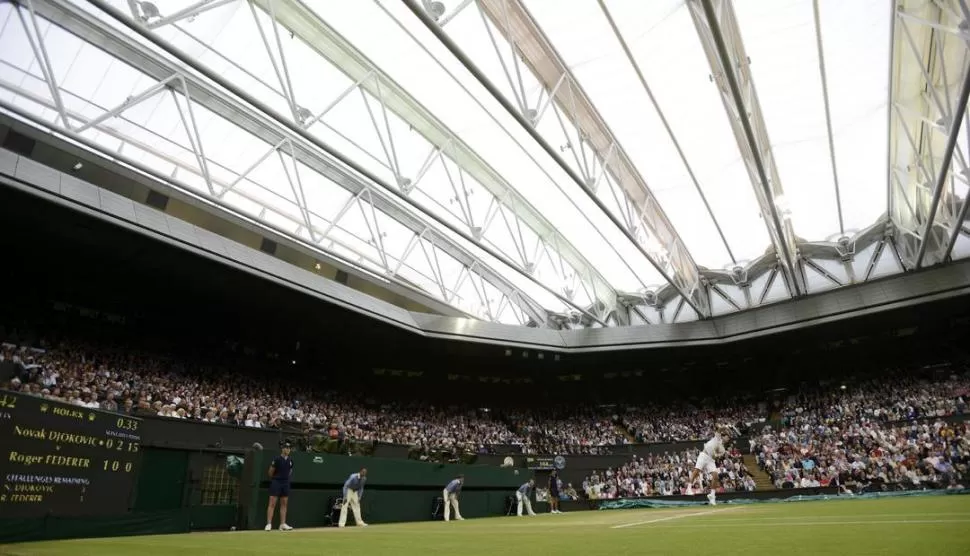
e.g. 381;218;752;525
297;0;658;291
523;0;769;269
1;0;948;328
122;0;648;314
731;0;890;241
0;0;576;325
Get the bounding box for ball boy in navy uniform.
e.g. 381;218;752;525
265;442;294;531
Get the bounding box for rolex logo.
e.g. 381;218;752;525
40;404;49;413
88;413;96;421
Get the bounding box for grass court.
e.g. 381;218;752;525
2;495;969;555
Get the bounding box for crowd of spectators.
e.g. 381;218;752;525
746;373;970;493
3;336;969;479
507;408;628;455
0;340;523;454
367;404;524;454
777;377;969;428
582;447;755;499
753;418;968;492
622;401;765;443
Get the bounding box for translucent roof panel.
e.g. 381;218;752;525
444;0;735;272
117;0;641;315
526;0;770;269
0;0;918;326
733;0;890;240
0;1;567;324
317;0;664;292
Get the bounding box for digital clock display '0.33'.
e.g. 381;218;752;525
0;390;143;518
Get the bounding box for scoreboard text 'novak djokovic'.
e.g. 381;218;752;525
0;390;142;518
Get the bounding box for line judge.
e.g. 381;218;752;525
516;478;536;517
443;474;464;521
339;468;368;527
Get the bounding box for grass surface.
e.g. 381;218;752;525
3;495;970;555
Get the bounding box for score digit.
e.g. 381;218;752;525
115;418;138;431
102;460;132;472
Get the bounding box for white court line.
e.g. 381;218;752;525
610;507;741;529
704;512;970;522
645;518;970;528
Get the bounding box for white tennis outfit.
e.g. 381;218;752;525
694;434;724;474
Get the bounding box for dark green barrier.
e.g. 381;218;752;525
249;450;522;488
133;448;189;511
248;487;512;528
242;450;525;528
189;505;238;530
0;509;190;544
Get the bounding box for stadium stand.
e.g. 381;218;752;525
3;332;967;500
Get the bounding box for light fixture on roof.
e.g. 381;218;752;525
296;107;313;125
836;236;855;262
396;176;413;194
730;265;748;287
136;1;160;22
72;162;83;172
427;1;446;20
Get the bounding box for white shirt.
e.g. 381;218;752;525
702;434;725;458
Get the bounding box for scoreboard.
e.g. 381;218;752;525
0;390;142;517
525;456;565;470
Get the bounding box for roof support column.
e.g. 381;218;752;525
889;2;970;269
688;0;803;296
404;0;710;318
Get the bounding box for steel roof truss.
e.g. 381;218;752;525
258;0;616;322
468;0;710;317
890;2;970;269
21;0;551;327
688;0;803;297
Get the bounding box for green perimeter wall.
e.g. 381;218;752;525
0;447;528;543
0;447;237;544
242;450;525;528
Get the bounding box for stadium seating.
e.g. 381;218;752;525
2;336;967;498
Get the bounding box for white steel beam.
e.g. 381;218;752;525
688;0;804;297
257;0;617;324
134;0;237;29
25;0;553;327
403;0;709;318
890;0;970;268
471;0;711;317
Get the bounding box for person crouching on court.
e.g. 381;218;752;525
443;475;464;521
516;478;536;516
339;468;368;527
